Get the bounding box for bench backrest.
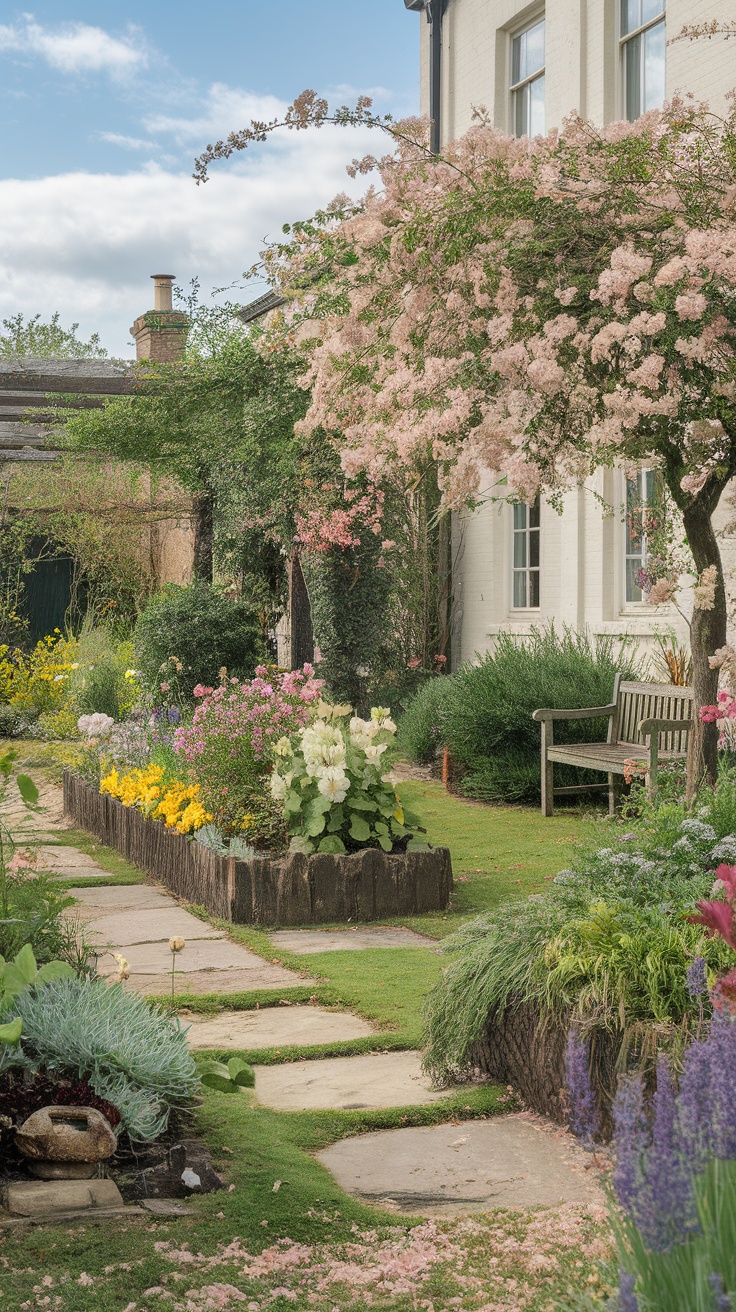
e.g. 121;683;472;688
612;678;693;751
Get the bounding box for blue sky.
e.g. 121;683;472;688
0;3;420;353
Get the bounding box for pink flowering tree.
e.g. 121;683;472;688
209;96;736;795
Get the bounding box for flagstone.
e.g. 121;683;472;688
85;908;224;946
67;886;172;911
254;1050;457;1111
181;1006;376;1050
316;1116;604;1214
270;927;439;954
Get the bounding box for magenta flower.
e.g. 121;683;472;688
689;900;736;952
713;864;736;899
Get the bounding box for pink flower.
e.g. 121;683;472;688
407;657;422;669
160;682;170;693
689;900;736;952
713;864;736;900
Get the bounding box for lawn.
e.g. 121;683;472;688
3;750;612;1310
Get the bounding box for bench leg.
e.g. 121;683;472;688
608;773;617;816
541;735;554;816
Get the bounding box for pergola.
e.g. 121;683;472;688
0;358;133;465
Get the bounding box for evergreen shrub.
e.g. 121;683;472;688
396;675;452;766
401;627;644;803
134;582;263;704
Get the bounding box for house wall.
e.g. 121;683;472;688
415;1;736;672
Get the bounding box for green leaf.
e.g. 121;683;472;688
401;808;421;826
35;961;76;985
317;835;347;854
285;790;303;815
227;1057;255;1088
0;1017;22;1045
374;821;389;835
348;814;371;843
311;794;333;814
349;796;377;812
12;944;37;986
305;812;326;838
16;774;39;807
377;833;393;852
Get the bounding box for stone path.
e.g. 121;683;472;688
69;884;308;996
270;927;438;954
318;1117;603;1214
9;773;601;1219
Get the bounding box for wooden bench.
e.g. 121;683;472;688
532;676;693;816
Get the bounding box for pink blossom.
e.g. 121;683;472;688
675;291;708;320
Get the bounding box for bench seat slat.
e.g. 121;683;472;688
547;741;684;773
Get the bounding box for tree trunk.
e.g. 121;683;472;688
682;494;728;800
192;490;214;582
289;550;314;670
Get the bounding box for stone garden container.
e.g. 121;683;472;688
16;1105;117;1180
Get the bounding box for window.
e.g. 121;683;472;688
512;499;540;608
625;467;659;602
621;1;665;121
511;18;545;137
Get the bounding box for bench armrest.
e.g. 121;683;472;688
638;717;692;738
532;704;617;724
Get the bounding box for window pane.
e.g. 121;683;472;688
513;571;527;608
513;503;527;530
529;529;540;569
523;20;545;78
529;570;540;609
642;0;665;24
625;35;642;121
513;85;528;136
514;533;527;568
621;0;641;36
529;499;541;529
626;558;643;602
529;75;545;135
644;20;666;111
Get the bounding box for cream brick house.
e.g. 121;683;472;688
405;0;736;668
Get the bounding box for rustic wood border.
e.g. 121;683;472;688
63;771;453;926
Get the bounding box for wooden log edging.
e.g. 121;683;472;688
63;771;453;927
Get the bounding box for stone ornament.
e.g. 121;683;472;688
15;1105;116;1180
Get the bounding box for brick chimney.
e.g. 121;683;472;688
129;274;189;362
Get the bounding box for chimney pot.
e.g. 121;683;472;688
151;274;175;312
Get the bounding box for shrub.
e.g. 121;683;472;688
422;769;736;1085
396;675;452;766
3;976;198;1140
173;664;323;841
0;704;35;739
271;704;423;855
100;763;211;834
440;626;645;803
134;582;263;704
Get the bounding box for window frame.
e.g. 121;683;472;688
620;1;666;122
509;15;546;138
623;466;662;606
511;497;541;611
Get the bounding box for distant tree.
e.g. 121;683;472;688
0;311;108;359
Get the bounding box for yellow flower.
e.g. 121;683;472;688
241;814;254;829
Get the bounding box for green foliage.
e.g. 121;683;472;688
396;675;451;765
439;627;644;803
0;311;108;359
422;770;736;1083
134;581;263;703
3;976;198;1140
0;944;74;1011
199;1055;255;1093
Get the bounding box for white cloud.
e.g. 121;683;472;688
143;84;287;147
0;17;147;77
0;123;381;356
97;131;158;152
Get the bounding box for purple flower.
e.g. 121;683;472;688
708;1273;731;1311
618;1271;639;1312
613;1072;648;1218
687;956;708;998
565;1029;600;1146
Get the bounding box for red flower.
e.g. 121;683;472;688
714;864;736;900
711;967;736;1015
689;900;736;952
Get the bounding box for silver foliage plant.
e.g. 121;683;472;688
5;976;198;1141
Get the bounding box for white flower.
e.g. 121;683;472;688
124;669;138;679
270;772;288;801
316;768;349;803
53;674;67;682
77;712;114;739
364;742;388;764
70;662;80;670
274;737;293;758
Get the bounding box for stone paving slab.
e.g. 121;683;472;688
37;846;100;868
254;1051;457;1111
97;938;302;977
270;927;439;955
317;1116;604;1215
181;1006;376;1050
85;908;225;946
67;886;172;911
123;967;307;996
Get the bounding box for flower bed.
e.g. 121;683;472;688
63;772;452;926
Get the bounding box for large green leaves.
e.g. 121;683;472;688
200;1056;255;1094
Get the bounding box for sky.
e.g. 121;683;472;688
0;2;420;356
